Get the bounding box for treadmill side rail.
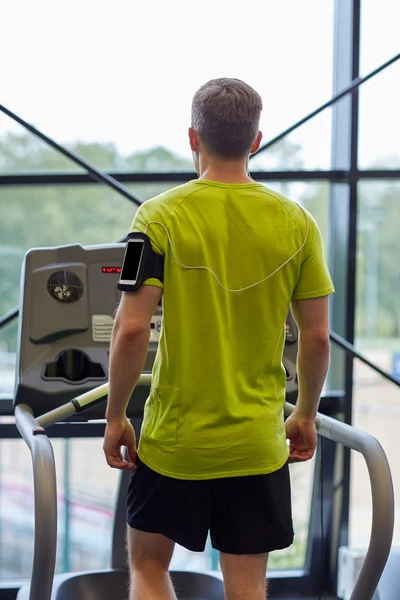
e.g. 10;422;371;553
15;404;58;600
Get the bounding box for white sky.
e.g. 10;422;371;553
0;0;399;169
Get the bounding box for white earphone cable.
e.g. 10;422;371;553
144;204;308;293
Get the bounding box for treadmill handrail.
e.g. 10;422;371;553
14;404;58;600
17;377;394;600
285;403;394;600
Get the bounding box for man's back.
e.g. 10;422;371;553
104;77;334;600
132;179;333;479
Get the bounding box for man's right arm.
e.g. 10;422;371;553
284;210;333;462
290;295;330;419
284;296;330;462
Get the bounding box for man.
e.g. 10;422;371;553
103;78;334;600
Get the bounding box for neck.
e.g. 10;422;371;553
197;155;253;184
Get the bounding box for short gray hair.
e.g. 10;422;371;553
191;78;263;159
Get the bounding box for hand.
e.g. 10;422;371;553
103;417;137;471
285;411;317;463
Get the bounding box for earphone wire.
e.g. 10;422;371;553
144;204;309;293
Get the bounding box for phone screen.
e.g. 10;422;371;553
120;240;145;282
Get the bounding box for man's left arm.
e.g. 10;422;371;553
103;284;162;470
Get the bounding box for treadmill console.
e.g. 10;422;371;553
14;243;159;417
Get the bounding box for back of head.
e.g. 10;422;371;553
191;78;263;159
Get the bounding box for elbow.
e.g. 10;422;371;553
113;317;149;341
300;329;330;351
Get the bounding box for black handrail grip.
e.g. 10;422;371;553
0;105;142;207
329;331;400;388
252;51;400;158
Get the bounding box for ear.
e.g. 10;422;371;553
188;127;199;152
250;131;263;154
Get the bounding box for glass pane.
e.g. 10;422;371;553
358;62;400;169
0;436;120;578
250;110;333;172
1;0;333;172
350;181;400;549
361;0;400;74
0;125;194;174
58;438;120;573
0;319;17;396
0;117;86;174
359;0;400;168
0;437;34;578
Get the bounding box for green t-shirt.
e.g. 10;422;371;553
130;179;334;480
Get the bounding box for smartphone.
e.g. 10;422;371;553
118;238;145;287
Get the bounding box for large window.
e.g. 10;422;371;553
358;63;400;169
0;438;120;578
4;0;399;593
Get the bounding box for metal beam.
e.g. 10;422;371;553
330;332;400;387
0;170;349;186
0;105;142;207
251;51;400;158
0;307;19;329
328;0;362;588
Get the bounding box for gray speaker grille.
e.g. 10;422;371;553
47;271;84;303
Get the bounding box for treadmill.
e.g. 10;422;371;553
13;243;394;600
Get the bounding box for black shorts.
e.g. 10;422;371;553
126;457;294;555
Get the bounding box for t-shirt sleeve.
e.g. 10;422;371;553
129;203;166;289
292;211;335;301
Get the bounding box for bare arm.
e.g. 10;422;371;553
103;285;162;471
105;285;162;421
290;295;331;420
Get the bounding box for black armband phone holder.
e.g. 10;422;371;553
117;232;164;292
